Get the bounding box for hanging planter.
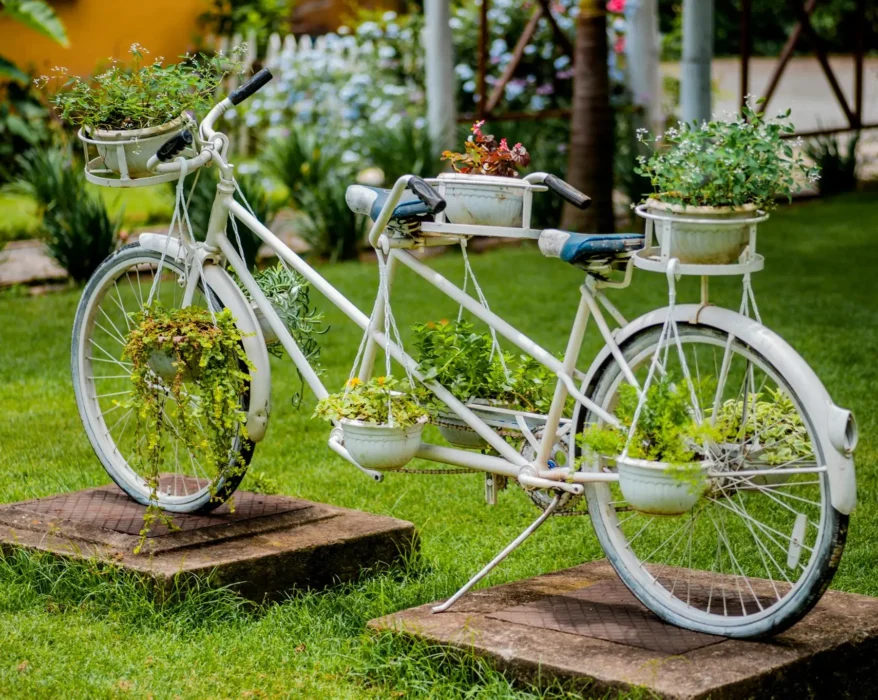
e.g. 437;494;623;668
340;415;428;470
615;456;711;516
82;116;191;178
315;376;429;471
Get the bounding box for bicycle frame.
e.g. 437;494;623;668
185;165;639;492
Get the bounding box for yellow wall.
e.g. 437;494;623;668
0;0;205;77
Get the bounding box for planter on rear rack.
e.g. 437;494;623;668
340;416;428;471
615;456;711;516
644;199;760;265
436;173;532;228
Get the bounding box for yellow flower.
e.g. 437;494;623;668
346;377;362;387
376;376;386;385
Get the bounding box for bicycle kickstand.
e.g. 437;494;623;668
432;493;562;613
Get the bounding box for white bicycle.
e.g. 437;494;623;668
72;70;857;638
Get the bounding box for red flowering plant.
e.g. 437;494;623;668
441;121;531;177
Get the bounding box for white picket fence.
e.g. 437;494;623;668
211;29;362;155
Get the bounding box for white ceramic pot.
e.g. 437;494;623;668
646;199;759;265
147;349;198;383
616;456;710;516
341;416;427;471
437;173;528;227
88;116;189;178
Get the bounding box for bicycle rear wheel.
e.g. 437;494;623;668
72;242;254;513
577;321;847;638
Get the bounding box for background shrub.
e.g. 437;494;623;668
805;132;859;197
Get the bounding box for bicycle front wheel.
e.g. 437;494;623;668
578;322;847;638
72;242;255;513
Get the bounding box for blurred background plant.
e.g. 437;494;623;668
11;147;119;283
805;132;860;198
198;0;292;54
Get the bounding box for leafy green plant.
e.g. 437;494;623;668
0;0;68;84
442;120;531;177
12;147;119;282
805;131;859;197
635;101;820;210
581;374;720;465
314;376;428;428
122;305;252;549
412;319;555;413
713;388;812;466
38;44;244;131
0;81;53;184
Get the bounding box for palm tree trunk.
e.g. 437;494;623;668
561;0;615;233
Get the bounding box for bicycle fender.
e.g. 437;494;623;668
138;234;271;443
580;304;857;514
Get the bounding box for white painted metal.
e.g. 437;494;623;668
681;0;714;123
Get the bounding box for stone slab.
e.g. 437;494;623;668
368;560;878;700
0;483;416;601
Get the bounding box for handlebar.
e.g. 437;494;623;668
523;172;591;210
229;68;273;106
406;176;446;214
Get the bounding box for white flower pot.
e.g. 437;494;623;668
435;402;542;449
340;416;427;471
437;173;528;227
646;199;760;265
616;456;710;516
88;116;189;178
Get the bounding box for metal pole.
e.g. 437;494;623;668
680;0;713;123
424;0;457;156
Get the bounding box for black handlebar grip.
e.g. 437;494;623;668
406;176;447;215
156;130;194;162
544;174;592;210
229;68;274;106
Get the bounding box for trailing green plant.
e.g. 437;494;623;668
442;120;531;177
37;44;245;131
804;131;859;197
581;374;720;465
412;319;555;414
635;101;820;210
712;388;812;466
122;305;253;550
12;146;119;283
314;376;428;428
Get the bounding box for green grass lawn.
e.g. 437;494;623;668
1;191;877;698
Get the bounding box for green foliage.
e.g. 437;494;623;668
442;120;531;178
12;147;119;282
242;469;280;494
713;388;813;466
0;0;68;46
263;127;365;261
360;117;438;184
245;264;328;406
314;376;428;428
805;132;859;197
198;0;291;54
412;319;555;414
122;305;253;549
582;374;720;465
635;102;820;210
38;44;244;131
0;81;53;184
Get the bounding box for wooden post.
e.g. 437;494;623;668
425;0;457;156
680;0;713;124
740;0;751;110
